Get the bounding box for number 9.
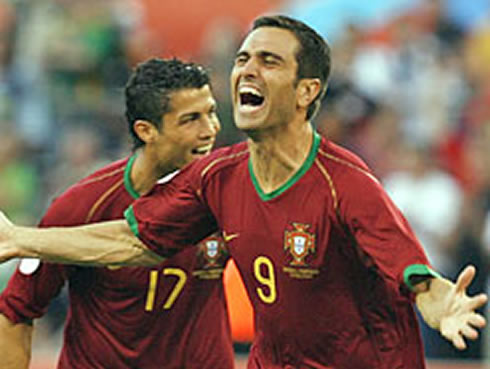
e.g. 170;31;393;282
253;256;277;304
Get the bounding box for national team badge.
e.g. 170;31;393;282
284;223;316;266
194;233;228;279
199;234;227;268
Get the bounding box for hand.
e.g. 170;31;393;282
415;265;487;350
0;211;18;263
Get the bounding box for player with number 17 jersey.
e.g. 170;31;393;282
0;156;234;369
127;132;433;369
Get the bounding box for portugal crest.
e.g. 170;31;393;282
284;223;315;266
199;234;227;268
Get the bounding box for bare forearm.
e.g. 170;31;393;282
0;314;32;369
12;220;163;266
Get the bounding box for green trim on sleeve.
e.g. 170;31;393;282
403;264;441;291
124;205;140;237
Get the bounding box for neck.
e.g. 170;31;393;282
129;149;171;196
248;121;314;194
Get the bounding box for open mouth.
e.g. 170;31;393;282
191;144;213;156
239;86;265;109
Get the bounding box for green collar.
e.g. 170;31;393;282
249;131;321;201
124;154;140;199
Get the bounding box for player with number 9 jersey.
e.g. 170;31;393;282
126;132;433;369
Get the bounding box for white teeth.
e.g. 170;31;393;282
239;86;262;97
194;145;212;154
239;104;263;114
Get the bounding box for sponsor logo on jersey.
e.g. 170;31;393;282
284;223;315;266
222;230;239;242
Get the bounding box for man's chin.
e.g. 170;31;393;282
235;119;263;133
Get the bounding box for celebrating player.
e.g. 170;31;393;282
0;15;487;369
0;58;234;369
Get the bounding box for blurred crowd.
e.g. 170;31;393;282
0;0;488;363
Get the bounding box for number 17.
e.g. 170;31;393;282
145;268;187;311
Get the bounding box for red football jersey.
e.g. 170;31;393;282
127;132;433;369
0;156;234;369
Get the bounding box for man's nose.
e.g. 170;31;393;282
200;116;220;138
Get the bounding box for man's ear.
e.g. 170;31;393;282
296;78;321;110
133;120;159;144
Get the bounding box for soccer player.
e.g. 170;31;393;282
0;15;487;369
0;58;234;369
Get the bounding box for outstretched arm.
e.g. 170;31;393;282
0;211;163;266
0;314;32;369
415;265;488;350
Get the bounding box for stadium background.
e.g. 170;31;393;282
0;0;488;367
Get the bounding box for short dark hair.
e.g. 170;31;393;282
125;58;210;150
252;15;331;120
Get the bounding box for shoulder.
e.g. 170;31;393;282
317;138;371;171
195;142;248;176
316;138;379;186
174;142;249;185
41;158;129;226
314;138;385;210
77;157;129;187
56;158;128;201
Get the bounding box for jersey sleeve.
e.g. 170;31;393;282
0;262;67;323
125;165;218;258
0;191;84;323
338;169;434;290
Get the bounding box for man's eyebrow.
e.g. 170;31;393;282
235;50;249;58
235;50;285;62
257;51;284;62
179;112;200;121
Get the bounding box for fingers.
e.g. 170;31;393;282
460;325;479;340
437;265;486;352
441;311;487;351
468;293;489;312
448;322;482;350
449;331;467;350
441;324;470;350
455;265;476;293
467;312;487;329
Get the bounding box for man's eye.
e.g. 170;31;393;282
181;116;198;124
235;56;247;65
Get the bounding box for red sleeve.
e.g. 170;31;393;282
125;164;218;258
0;190;86;323
338;168;432;287
0;262;66;323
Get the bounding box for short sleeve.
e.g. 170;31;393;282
0;198;74;323
0;262;67;323
125;167;218;258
